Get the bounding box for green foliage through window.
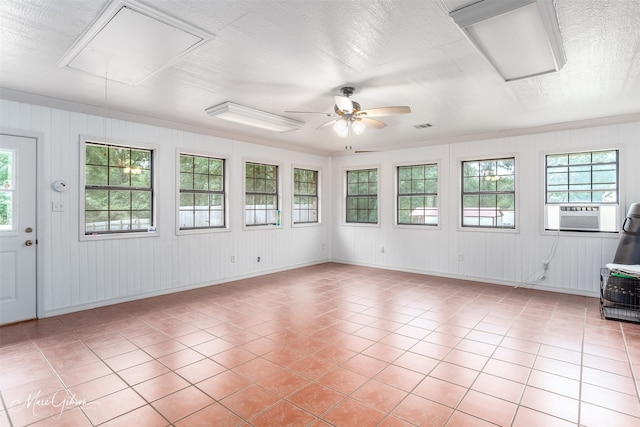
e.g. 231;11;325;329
84;142;153;234
293;168;319;223
545;150;618;204
461;158;515;228
397;164;438;225
179;154;225;229
346;168;378;224
0;150;13;228
245;162;278;226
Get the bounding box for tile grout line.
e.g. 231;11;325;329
619;323;640;404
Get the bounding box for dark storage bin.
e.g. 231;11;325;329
600;268;640;323
613;202;640;265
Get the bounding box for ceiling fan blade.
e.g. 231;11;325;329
285;110;335;116
334;95;353;114
361;118;387;129
358;106;411;117
317;119;338;129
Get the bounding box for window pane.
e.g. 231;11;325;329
463;177;479;192
86;144;108;165
109;168;130;186
194;156;208;174
180;193;194;208
547;154;568;166
398;163;439;226
84;142;154;235
293;168;319;224
180;155;193;173
179;154;225;230
85;211;108;233
398;166;411;180
497;176;514;192
245;162;278;226
109;147;130;167
85;189;108;210
346;169;377;224
592;150;616;163
479;178;496;192
194;173;208;190
110;190;130;210
569;152;592;164
462;158;515;229
180;172;193;190
546;149;619;207
86;165;108;186
131;169;150;187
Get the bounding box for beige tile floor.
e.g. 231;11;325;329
1;263;639;426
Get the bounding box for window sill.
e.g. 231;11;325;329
80;230;160;242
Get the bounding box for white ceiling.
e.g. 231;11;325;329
1;0;639;154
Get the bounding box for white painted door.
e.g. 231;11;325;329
0;134;37;324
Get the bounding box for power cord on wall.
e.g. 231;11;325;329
515;229;560;289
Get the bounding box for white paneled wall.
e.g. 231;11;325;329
332;122;640;296
2;96;638;318
1;99;330;317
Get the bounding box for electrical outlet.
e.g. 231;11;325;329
230;255;235;263
52;201;64;212
257;256;261;262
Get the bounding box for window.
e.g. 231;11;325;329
179;153;225;230
546;150;618;204
397;163;438;225
462;157;515;228
545;149;618;232
0;149;14;231
346;168;378;224
84;141;154;235
293;168;319;224
245;162;279;226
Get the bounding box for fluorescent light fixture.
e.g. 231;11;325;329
58;0;214;85
450;0;566;81
205;102;305;132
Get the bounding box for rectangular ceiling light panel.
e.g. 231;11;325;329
450;0;566;81
205;102;305;133
58;0;214;85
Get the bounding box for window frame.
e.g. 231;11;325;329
79;136;158;241
344;166;380;226
243;159;282;229
292;165;321;227
394;161;440;228
459;155;518;231
543;148;620;234
176;150;229;235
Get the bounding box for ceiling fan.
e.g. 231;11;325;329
286;87;411;137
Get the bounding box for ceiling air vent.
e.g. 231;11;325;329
414;123;433;129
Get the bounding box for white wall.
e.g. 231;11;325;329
1;99;331;317
331;121;640;296
3;96;638;318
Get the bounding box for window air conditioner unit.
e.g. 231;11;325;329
559;205;600;231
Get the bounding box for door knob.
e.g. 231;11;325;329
25;240;33;246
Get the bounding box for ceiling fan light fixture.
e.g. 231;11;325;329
205;102;304;132
352;120;366;135
333;119;349;137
